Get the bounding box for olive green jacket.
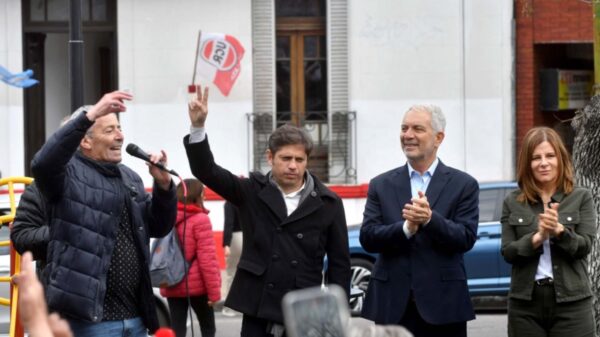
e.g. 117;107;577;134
501;187;597;302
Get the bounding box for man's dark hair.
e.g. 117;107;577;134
268;124;314;156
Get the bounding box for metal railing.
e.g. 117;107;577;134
246;111;357;184
0;176;32;337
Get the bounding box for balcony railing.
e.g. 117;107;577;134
246;111;357;184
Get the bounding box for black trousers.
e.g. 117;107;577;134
167;295;216;337
241;314;287;337
508;283;595;337
399;299;467;337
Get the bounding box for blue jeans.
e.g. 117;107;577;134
68;317;147;337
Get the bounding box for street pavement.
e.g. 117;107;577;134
184;312;508;337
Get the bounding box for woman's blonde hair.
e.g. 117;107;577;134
516;127;573;203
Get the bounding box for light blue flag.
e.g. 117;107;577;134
0;65;39;88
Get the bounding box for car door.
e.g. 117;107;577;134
464;186;503;295
497;187;517;291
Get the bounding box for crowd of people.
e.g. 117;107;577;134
6;85;597;337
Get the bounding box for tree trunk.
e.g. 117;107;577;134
572;95;600;336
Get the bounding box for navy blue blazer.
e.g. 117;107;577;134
360;161;479;325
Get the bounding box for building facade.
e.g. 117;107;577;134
516;0;594;152
1;0;515;227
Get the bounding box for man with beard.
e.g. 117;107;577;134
360;105;479;337
31;91;177;337
183;85;351;337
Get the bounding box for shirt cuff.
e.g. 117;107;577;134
403;220;414;239
189;126;206;143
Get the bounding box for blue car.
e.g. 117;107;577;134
348;182;518;313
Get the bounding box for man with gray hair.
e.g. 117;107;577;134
30;91;177;337
360;105;479;337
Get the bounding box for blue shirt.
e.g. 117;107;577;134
407;158;439;197
403;158;439;238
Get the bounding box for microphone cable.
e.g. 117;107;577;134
128;146;193;336
177;175;196;337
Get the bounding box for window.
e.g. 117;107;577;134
275;1;329;181
25;0;114;26
251;0;354;184
479;189;500;223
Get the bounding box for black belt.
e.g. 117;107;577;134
535;277;554;286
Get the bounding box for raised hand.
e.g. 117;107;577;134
86;90;133;121
188;84;209;127
13;252;51;336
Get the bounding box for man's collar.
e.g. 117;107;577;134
282;181;306;197
268;171;307;195
75;151;121;177
407;157;439;177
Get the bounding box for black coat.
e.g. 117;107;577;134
11;182;49;262
184;135;351;323
222;201;241;247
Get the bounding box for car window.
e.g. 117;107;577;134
479;189;499;222
503;187;518;199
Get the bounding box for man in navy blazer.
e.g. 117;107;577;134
360;104;479;337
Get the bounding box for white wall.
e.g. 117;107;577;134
44;34;69;135
117;0;254;188
2;0;515;191
0;0;24;179
349;0;514;183
44;32;114;136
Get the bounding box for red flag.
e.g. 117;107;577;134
194;33;245;96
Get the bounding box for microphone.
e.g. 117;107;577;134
126;143;179;176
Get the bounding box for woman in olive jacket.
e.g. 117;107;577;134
501;127;597;337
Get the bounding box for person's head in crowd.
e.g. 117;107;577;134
266;124;314;193
400;104;445;172
177;178;205;208
516;126;573;203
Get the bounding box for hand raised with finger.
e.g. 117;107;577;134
13;252;49;333
188;84;210;127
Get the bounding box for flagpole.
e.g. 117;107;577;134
191;30;203;87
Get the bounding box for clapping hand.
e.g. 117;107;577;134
403;191;432;234
538;203;564;238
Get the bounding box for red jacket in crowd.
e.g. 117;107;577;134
160;203;221;302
